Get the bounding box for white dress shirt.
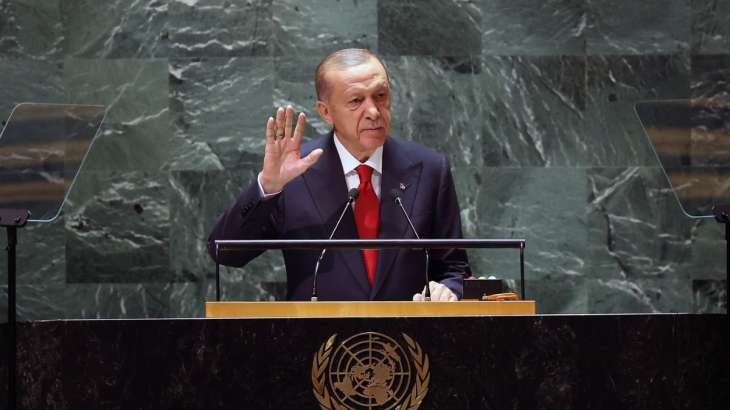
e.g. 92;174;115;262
258;133;383;199
332;133;382;199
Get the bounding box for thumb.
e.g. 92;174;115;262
292;148;323;176
304;148;323;165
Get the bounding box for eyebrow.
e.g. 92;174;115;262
344;79;389;95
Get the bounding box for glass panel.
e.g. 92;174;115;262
635;99;730;218
0;103;106;222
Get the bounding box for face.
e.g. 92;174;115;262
316;58;392;161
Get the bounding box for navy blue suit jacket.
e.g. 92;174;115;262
208;133;470;300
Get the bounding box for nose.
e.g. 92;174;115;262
363;98;380;120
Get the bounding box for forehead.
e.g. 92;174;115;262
325;60;389;93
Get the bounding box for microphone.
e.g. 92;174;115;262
390;189;431;301
311;188;359;301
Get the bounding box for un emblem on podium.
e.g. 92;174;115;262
312;332;430;410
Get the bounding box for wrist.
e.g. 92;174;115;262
259;172;283;194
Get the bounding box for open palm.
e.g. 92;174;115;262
260;105;323;193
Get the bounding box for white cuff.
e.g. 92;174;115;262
257;172;281;199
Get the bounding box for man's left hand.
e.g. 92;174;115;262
412;281;458;302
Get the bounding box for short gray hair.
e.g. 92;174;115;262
315;48;389;101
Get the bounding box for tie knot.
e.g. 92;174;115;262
356;164;373;181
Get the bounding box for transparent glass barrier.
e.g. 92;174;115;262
635;99;730;219
0;103;106;222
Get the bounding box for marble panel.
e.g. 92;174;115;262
384;55;483;168
481;55;587;166
481;0;586;56
378;0;481;56
59;282;206;319
691;0;730;54
586;0;690;54
169;57;273;171
0;59;64;121
63;58;168;125
588;277;692;313
64;171;172;283
0;0;62;59
63;58;172;171
528;277;589;314
1;281;206;320
61;0;274;59
166;0;273;57
60;0;167;58
273;54;331;136
456;167;589;283
168;169;286;301
585;55;690;166
691;54;730;101
0;217;64;286
692;279;727;313
207;263;287;301
272;0;377;57
685;219;727;280
586;167;697;280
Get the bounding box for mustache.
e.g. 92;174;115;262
361;123;385;130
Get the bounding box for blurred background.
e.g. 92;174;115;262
0;0;727;318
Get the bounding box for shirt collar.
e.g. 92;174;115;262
333;132;383;175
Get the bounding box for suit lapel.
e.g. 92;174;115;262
301;133;370;295
371;138;422;299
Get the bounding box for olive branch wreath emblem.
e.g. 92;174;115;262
312;333;430;410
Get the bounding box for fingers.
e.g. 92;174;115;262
412;284;427;302
293;112;306;146
428;281;458;302
284;105;294;139
429;281;444;301
265;116;275;144
275;107;285;139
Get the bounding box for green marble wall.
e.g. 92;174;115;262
0;0;727;318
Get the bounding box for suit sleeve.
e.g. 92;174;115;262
207;179;283;267
429;155;471;298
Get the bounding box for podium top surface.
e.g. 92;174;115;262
205;300;536;318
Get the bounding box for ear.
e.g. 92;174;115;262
316;100;333;126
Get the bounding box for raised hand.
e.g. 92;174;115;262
260;105;323;194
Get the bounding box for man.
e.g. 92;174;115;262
208;48;470;301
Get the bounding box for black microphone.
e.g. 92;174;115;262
390;189;431;301
311;188;359;301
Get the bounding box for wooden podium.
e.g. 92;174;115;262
205;300;536;318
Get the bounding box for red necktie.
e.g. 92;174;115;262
354;164;380;286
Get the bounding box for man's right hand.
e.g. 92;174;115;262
260;105;323;194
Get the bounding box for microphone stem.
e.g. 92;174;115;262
395;197;431;301
311;195;355;301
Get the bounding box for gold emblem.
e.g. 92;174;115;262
312;332;429;410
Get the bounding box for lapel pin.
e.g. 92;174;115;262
399;183;407;191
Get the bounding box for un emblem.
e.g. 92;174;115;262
312;332;430;410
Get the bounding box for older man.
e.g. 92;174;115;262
208;48;470;301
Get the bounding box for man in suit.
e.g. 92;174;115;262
208;48;470;301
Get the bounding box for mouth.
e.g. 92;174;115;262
361;126;384;132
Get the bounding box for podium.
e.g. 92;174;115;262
1;314;725;409
205;300;536;318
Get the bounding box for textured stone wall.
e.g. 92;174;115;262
0;0;727;318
